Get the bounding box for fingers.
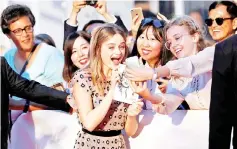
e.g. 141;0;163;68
157;12;169;23
128;80;136;92
73;0;86;6
132;15;139;25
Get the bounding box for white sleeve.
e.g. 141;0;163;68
165;46;215;77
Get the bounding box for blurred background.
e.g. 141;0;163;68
0;0;214;53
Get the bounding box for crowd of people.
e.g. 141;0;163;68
1;0;237;149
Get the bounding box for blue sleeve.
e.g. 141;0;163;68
43;48;64;86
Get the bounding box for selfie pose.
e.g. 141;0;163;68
130;16;210;114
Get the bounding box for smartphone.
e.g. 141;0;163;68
86;0;97;6
131;7;144;23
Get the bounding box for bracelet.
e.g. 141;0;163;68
23;100;30;113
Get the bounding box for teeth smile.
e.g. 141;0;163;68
79;59;88;64
175;49;181;53
142;49;151;55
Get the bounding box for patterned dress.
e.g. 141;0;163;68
69;70;129;149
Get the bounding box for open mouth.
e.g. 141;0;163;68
79;58;88;65
111;56;123;65
174;48;182;56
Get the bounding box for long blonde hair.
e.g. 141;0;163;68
89;23;128;95
164;15;207;52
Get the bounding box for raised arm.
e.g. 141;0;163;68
94;1;128;33
2;57;71;112
125;46;215;81
130;81;184;115
63;0;86;43
165;46;215;77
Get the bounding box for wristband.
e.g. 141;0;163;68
23;100;30;113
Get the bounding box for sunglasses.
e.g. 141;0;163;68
141;18;164;28
205;17;233;26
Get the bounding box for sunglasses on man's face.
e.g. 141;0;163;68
141;18;164;28
205;17;233;27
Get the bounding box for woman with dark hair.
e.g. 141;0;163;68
131;16;210;114
205;1;237;42
130;18;172;66
35;33;56;47
63;31;91;83
128;17;173;109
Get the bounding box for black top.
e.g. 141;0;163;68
210;34;237;149
1;57;71;149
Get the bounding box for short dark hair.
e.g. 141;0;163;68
209;1;237;19
1;4;35;34
63;31;91;82
82;20;105;33
35;33;56;47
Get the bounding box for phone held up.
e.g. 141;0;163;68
130;7;144;23
86;0;97;6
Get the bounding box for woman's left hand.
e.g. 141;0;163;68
125;66;153;81
127;99;144;117
130;81;150;97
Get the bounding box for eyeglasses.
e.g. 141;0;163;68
165;34;190;50
11;25;33;36
141;18;164;28
205;17;233;27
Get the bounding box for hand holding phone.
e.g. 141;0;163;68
131;7;144;36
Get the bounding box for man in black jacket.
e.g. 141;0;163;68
210;34;237;149
1;57;71;149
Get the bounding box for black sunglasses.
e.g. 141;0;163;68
205;17;233;26
141;18;164;28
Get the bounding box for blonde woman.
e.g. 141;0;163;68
71;24;143;149
131;16;210;114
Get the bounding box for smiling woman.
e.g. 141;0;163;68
63;30;91;83
128;18;173;108
130;16;211;114
70;23;143;149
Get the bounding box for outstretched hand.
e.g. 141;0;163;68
156;12;169;23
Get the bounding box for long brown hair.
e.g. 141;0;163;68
63;31;91;82
89;23;128;95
